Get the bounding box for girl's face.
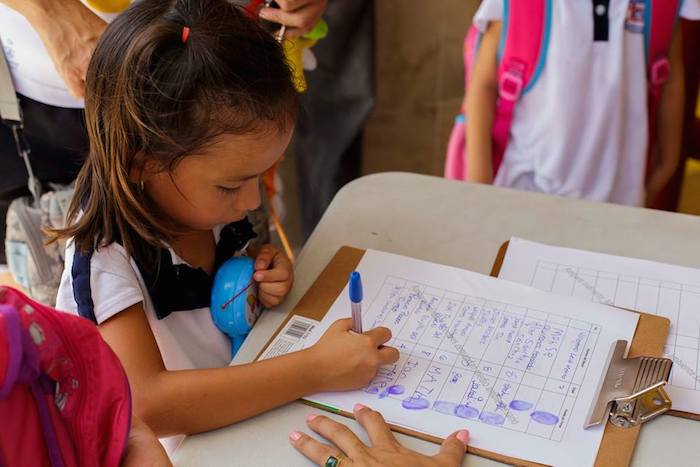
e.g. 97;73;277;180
144;124;293;232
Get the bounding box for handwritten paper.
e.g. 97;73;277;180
498;237;700;415
301;250;638;466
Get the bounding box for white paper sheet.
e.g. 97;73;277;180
301;249;639;467
498;237;700;415
499;238;700;413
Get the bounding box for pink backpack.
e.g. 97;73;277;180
444;0;681;182
0;286;131;467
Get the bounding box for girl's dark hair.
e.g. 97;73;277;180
53;0;298;267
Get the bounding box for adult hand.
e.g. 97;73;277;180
259;0;327;38
290;404;470;467
25;0;107;99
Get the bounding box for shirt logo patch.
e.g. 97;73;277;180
625;0;645;33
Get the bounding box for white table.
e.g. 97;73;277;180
173;173;700;466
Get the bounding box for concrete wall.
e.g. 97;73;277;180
363;1;480;176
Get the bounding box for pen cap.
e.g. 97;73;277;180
349;271;363;303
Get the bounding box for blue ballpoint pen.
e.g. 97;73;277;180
349;271;363;333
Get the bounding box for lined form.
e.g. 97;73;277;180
498;237;700;415
300;249;638;466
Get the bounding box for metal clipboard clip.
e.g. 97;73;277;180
586;340;673;429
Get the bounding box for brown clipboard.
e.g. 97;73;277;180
257;245;671;466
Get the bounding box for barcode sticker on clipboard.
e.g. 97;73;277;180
259;315;319;360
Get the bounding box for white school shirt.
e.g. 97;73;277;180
56;234;232;371
474;0;698;206
56;228;234;452
0;1;133;108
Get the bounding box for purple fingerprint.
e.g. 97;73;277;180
433;400;458;415
454;404;479;419
530;411;559;425
509;400;534;411
479;411;506;425
388;385;405;395
365;387;380;394
402;396;430;410
379;391;389;399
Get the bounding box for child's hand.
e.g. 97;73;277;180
253;244;294;308
308;318;399;392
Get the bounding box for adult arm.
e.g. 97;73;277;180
1;0;106;99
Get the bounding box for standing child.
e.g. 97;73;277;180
52;0;398;449
463;0;697;207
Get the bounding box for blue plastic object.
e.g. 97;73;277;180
210;256;262;357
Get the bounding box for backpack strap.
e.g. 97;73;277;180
0;37;42;206
0;37;20;124
443;26;482;180
0;304;21;399
645;0;682;101
644;0;682;188
464;26;483;98
30;376;66;467
492;0;551;175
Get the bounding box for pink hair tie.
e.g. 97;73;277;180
181;26;191;44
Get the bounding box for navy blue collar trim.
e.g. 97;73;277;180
72;218;257;322
141;219;257;320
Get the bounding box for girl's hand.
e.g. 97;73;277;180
259;0;327;38
253;244;294;307
290;404;469;467
308;319;399;392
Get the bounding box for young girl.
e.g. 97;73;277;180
53;0;398;448
466;0;697;207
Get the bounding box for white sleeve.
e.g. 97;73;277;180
473;0;503;33
56;251;78;314
681;0;700;20
56;241;144;324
